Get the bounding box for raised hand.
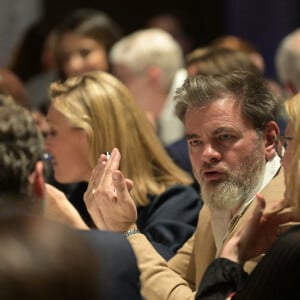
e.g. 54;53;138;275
84;148;138;232
220;193;300;265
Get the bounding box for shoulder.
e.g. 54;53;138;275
79;229;143;300
260;167;285;200
150;184;202;209
79;229;134;256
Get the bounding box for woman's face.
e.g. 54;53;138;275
45;105;92;183
59;32;109;78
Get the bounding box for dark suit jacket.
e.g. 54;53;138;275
79;229;143;300
165;138;200;192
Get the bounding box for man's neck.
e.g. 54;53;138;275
211;155;282;254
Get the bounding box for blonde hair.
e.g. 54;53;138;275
284;93;300;210
49;71;192;206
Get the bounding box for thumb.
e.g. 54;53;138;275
125;179;134;191
251;193;265;222
255;193;266;211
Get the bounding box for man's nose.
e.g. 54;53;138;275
200;143;221;164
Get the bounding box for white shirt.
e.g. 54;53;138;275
210;155;282;253
157;68;186;146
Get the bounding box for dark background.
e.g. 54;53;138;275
42;0;300;79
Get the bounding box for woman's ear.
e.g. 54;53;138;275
263;120;280;161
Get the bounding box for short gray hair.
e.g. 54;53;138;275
275;28;300;91
110;28;184;89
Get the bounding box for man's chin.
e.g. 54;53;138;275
201;180;243;210
201;179;224;190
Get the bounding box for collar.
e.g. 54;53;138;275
213;155;281;254
230;154;281;225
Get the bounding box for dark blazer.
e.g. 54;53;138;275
165;138;200;192
69;182;202;260
79;229;143;300
137;184;202;260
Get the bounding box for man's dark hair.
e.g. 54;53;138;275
0;95;44;212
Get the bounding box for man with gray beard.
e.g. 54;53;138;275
85;70;285;300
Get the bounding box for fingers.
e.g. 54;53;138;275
101;148;121;188
255;193;266;211
88;154;107;190
87;148;120;199
267;198;289;213
250;193;265;223
125;179;134;191
112;170;127;193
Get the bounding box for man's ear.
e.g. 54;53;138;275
32;161;45;198
263;120;280;161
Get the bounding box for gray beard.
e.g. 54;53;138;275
200;145;265;211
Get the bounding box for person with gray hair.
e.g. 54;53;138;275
275;28;300;96
85;70;286;299
110;28;186;146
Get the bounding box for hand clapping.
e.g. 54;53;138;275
84;148;138;232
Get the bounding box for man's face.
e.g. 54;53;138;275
185;97;266;212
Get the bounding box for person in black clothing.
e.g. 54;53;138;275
0;94;142;300
46;70;202;259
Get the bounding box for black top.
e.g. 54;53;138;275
137;184;202;259
68;182;202;260
196;258;248;300
165;138;200;192
79;229;143;300
196;225;300;300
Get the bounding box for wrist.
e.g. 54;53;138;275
124;227;140;238
220;237;244;265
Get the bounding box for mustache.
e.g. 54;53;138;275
201;162;229;173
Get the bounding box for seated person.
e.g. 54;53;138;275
0;94;142;300
45;70;202;259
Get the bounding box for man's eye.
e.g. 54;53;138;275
189;140;202;147
218;134;234;141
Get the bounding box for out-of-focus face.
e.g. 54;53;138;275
45;105;92;183
185;97;266;212
112;64;148;103
31;110;50;139
280;121;295;198
59;32;108;78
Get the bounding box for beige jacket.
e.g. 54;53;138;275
128;168;285;300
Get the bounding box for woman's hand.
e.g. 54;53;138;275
220;193;299;265
84;148;138;232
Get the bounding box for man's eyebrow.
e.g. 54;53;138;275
185;133;199;140
212;126;237;135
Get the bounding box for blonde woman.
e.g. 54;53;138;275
46;70;202;259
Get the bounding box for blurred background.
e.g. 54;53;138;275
0;0;299;80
